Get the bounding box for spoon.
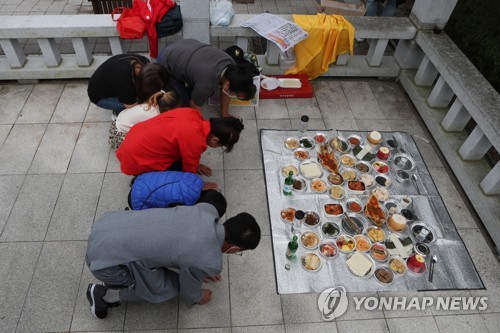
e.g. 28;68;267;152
429;255;438;283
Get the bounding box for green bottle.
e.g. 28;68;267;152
283;171;293;196
286;235;299;259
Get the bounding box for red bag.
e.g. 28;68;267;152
112;6;147;39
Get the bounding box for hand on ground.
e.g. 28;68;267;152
203;274;222;283
197;289;213;305
202;182;218;191
197;164;213;176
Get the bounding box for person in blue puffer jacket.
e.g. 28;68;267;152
128;171;218;210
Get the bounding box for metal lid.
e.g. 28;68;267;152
295;210;305;219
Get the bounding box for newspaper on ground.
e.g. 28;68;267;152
240;13;308;52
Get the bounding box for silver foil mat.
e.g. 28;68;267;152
261;129;484;294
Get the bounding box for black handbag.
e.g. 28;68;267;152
156;4;183;38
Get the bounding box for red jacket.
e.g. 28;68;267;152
135;0;175;58
116;108;210;175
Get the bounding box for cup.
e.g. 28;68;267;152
299;115;309;133
400;195;412;209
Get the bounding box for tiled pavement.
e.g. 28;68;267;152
0;78;499;333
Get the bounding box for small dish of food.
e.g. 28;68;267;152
330;136;351;153
301;231;320;249
372;161;389;174
375;174;392;187
280;207;296;223
352;145;377;161
319;241;338;259
327;172;344;186
354;234;372;252
355;161;372;174
359;173;375;188
284;137;300;150
299;137;315;149
385;233;413;259
310;178;327;194
374;266;394;285
364;194;387;227
281;164;298;177
341;168;358;181
387;213;408;233
328;185;344;200
346;197;363;214
294;148;310;161
301;253;322;272
341;214;366;235
370;243;389;262
322;222;341;238
292;177;307;192
347;180;366;194
314;133;328;144
303;211;321;227
299;160;323;178
348;135;363;146
393;154;415;171
371;187;390;202
336;234;356;253
366;226;385;243
324;203;344;217
340;154;356;167
388;256;407;275
346;251;375;278
411;223;437;243
384;199;402;215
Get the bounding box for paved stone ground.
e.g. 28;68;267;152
0;78;499;332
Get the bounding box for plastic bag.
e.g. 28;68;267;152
210;0;234;26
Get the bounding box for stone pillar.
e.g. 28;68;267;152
410;0;458;30
181;0;211;44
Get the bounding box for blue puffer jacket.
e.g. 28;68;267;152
130;171;204;210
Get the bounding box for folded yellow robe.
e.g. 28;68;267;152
286;14;355;79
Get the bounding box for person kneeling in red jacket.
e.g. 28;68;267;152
116;107;244;176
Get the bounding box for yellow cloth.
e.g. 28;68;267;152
286;14;355;79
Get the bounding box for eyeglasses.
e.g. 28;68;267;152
222;88;247;101
223;246;244;256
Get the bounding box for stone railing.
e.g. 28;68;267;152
0;14;416;80
212;15;417;77
396;31;500;251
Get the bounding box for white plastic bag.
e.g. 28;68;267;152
210;0;234;26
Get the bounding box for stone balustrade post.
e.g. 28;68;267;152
181;0;211;44
410;0;458;30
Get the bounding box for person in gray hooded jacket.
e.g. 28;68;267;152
85;190;261;319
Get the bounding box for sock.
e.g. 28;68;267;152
103;288;121;304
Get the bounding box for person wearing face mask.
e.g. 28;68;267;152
116;107;244;176
157;39;257;118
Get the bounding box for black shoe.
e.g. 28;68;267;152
87;284;119;319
